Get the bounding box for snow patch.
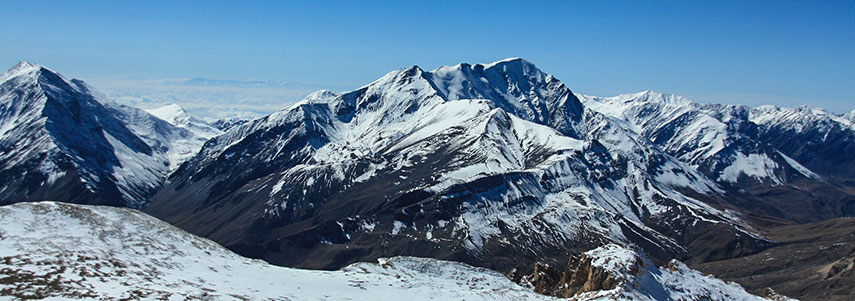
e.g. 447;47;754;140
719;153;780;184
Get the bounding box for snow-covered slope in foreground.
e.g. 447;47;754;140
0;202;768;300
0;201;547;300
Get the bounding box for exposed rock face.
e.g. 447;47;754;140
763;288;798;301
517;244;771;300
524;246;639;297
825;248;855;280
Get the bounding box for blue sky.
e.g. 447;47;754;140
1;1;853;113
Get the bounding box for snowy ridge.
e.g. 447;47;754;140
0;201;550;300
752;105;855;131
107;102;213;172
210;117;248;131
747;104;855;179
580;90;743;167
580;90;823;185
0;61;42;84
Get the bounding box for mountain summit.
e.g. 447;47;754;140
0;62;211;207
147;103;222;140
147;59;759;273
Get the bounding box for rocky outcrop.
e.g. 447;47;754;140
763;288;798;301
825;248;855;280
514;244;772;300
521;245;641;297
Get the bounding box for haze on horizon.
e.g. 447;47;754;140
1;1;853;114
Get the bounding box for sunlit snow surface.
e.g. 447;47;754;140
845;109;855;122
0;202;767;300
146;103;223;140
0;62;171;206
751;105;855;132
0;202;551;300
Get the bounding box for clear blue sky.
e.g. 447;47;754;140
1;1;853;112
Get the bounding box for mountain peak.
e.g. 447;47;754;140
793;104;830;114
169;103;186;109
433;58;544;82
1;61;45;83
147;103;190;124
613;89;690;105
480;57;542;77
305;89;338;101
293;89;340;107
482;57;533;68
756;104;836;118
0;60;84;96
153;103;187;114
631;89;660;98
12;60;40;70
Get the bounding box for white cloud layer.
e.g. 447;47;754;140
88;77;345;121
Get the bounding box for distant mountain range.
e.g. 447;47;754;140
1;59;852;300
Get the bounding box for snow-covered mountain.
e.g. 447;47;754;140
845;109;855;122
579;90;818;185
211;116;248;131
750;105;855;179
147;103;222;139
148;59;767;274
580;90;855;223
0;62;202;208
146;103;223;168
0;201;770;300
